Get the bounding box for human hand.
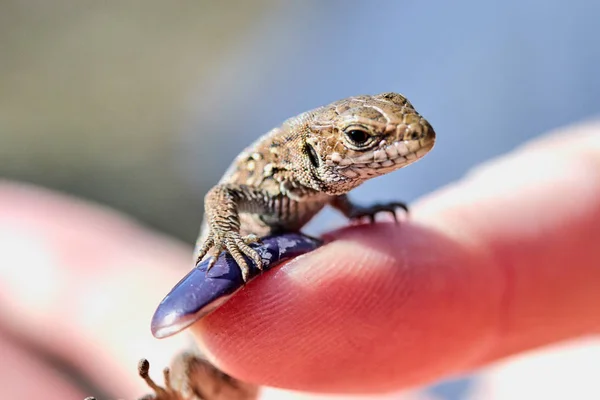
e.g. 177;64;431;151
0;122;598;400
187;121;600;396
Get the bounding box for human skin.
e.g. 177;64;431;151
0;122;598;399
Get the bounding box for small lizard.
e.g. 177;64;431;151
138;92;436;399
195;92;435;281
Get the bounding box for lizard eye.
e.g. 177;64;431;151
343;127;373;148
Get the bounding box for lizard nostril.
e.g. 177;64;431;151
411;132;419;140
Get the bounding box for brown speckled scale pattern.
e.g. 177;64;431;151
195;92;436;282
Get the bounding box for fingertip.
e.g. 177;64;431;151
191;125;600;394
191;223;504;393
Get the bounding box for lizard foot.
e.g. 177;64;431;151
136;354;259;400
196;233;263;282
137;359;184;400
348;201;409;223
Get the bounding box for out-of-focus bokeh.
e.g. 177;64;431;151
3;0;599;243
1;1;599;399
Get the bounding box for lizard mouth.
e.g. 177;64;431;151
352;138;433;165
325;137;434;178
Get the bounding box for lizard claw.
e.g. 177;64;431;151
204;243;224;273
225;233;264;282
137;359;182;400
349;201;409;223
195;236;214;266
197;232;264;282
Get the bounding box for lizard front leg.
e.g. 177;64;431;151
195;184;277;282
331;194;408;223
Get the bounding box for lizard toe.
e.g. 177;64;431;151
389;201;409;214
350;202;409;224
137;359;176;400
236;239;264;271
205;243;223;273
225;237;252;282
195;236;214;265
231;252;251;282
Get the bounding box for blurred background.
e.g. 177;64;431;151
1;1;599;399
3;0;599;242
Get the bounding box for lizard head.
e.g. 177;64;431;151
304;92;436;195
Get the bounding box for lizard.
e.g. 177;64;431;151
195;91;436;282
136;92;436;400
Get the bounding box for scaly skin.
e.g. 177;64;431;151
195;92;435;281
137;92;436;400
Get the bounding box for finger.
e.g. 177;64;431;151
0;330;86;399
0;181;193;399
189;122;600;394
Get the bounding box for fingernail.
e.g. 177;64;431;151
150;233;322;338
